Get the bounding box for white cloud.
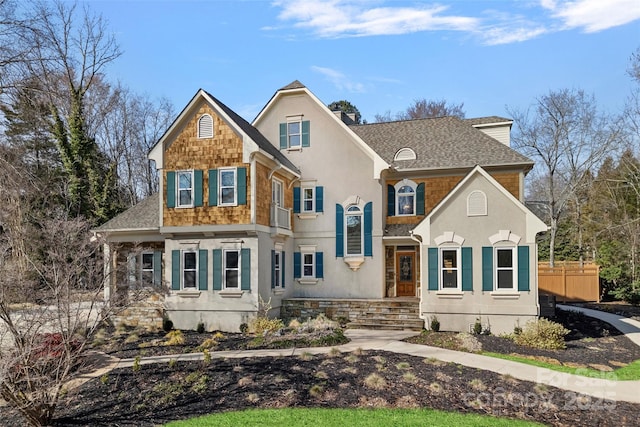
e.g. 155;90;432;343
311;66;365;93
272;0;478;38
541;0;640;32
271;0;640;45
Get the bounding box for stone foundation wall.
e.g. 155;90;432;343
281;298;420;323
111;291;164;330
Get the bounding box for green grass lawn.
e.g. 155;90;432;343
483;353;640;381
165;408;545;427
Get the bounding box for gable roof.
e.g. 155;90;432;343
348;116;532;171
412;165;548;243
253;80;390;179
149;89;300;175
93;193;159;232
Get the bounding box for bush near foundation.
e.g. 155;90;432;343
513;318;570;350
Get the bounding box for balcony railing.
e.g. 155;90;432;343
271;204;291;230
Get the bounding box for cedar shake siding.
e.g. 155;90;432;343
255;163;294;228
163;103;251;227
386;172;521;226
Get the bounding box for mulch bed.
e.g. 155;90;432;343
406;308;640;371
2;307;640;426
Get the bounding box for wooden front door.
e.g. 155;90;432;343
396;252;416;297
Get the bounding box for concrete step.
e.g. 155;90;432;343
347;319;424;331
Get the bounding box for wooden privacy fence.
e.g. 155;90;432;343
538;262;600;302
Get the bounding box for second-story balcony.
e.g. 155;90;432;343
271;204;291;230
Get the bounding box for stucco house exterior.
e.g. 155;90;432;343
94;81;547;334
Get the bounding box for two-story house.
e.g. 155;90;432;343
94;81;547;334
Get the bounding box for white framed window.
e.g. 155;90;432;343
272;179;284;207
287;121;302;149
223;249;240;289
440;247;461;290
273;250;282;287
397;185;415;215
182;251;197;289
302;252;315;278
197;114;213;138
177;170;194;208
345;205;363;256
495;247;516;290
302;187;315;212
219;168;237;206
141;252;154;284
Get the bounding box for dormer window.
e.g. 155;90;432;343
197;114;213;138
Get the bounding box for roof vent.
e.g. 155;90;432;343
394;148;417;161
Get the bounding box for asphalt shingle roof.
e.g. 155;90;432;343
349;116;532;170
465;116;512;126
94;193;159;232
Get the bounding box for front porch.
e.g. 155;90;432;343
281;297;423;331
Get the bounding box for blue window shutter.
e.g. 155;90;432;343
461;247;473;291
482;247;494;291
198;249;208;290
171;250;180;290
301;120;310;147
416;183;425;215
212;249;222;290
194;170;204;207
387;185;395;216
153;251;162;286
316;186;324;213
518;246;530;291
316;252;324;278
237;167;247;205
293;187;300;213
279;123;287;149
166;171;176;208
335;204;344;257
294;252;301;279
281;251;286;288
427;248;438;291
364;202;373;257
208;169;217;206
271;250;276;289
241;248;251;291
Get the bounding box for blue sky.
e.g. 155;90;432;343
86;0;640;123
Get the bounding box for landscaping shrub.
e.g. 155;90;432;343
196;321;205;334
611;280;640;305
162;317;174;332
164;330;185;346
429;315;440;332
249;317;284;335
513;318;570;350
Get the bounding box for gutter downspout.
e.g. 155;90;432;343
409;230;425;325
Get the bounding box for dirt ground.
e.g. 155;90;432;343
2;306;640;426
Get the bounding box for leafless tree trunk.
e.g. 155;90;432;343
509;88;621;266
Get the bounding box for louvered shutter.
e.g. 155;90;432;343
482;247;494;291
166;171;176;208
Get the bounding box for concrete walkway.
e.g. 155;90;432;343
103;309;640;405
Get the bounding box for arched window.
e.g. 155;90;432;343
397;185;415;215
346;205;363;256
198;114;213;138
